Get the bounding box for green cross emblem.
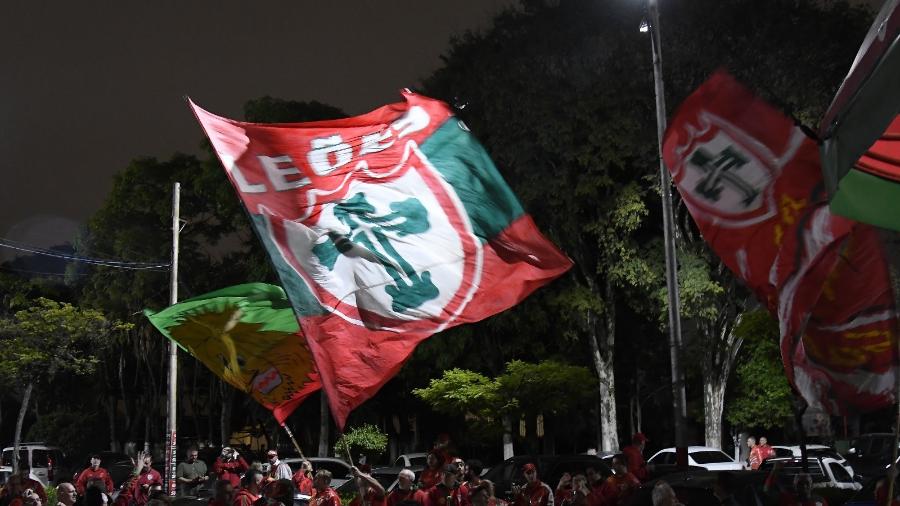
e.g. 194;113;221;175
312;192;440;313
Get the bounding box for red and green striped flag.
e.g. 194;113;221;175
189;92;572;427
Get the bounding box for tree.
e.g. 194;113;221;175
414;360;594;456
725;310;792;430
334;424;389;463
0;298;128;470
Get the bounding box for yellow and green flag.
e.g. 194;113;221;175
144;283;320;423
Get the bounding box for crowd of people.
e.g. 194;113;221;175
0;432;897;506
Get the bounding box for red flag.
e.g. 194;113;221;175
189;93;571;427
663;71;898;413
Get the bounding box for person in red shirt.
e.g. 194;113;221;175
554;473;573;506
471;481;506;506
462;460;485;506
512;463;553;506
746;438;760;470
386;469;418;506
349;465;386;506
312;470;342;506
214;447;250;489
875;469;900;506
129;451;162;506
584;468;603;496
598;455;640;506
758;438;775;463
420;452;446;490
208;480;235;506
75;454;115;495
292;460;315;496
233;469;264;506
1;465;47;505
622;433;650;482
426;465;464;506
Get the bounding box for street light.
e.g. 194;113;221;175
642;0;688;466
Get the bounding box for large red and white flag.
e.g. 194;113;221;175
190;93;572;427
663;71;898;413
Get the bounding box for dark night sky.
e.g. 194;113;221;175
0;1;515;260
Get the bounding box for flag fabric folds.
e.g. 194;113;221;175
663;71;898;413
189;92;572;428
145;283;320;424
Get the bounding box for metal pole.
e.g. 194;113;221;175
166;182;181;496
647;0;688;461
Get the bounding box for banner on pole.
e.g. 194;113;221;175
189;92;572;428
145;283;320;423
663;71;898;413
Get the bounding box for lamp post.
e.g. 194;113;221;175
645;0;688;464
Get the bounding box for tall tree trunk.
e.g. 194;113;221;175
702;314;743;449
318;393;330;457
13;382;34;472
587;277;618;452
703;379;727;449
502;415;514;459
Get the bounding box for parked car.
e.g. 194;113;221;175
647;446;743;471
759;457;862;492
847;433;900;479
0;443;67;487
482;454;612;500
771;445;855;476
392;453;428;470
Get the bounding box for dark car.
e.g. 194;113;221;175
846;433;899;479
483;455;613;500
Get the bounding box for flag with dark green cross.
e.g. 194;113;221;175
190;92;572;428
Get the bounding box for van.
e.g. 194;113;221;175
0;443;67;487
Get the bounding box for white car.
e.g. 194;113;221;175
772;445;855;476
760;457;861;491
0;443;67;487
392;453;428;469
648;446;743;471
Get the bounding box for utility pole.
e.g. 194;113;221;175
165;182;181;496
647;0;689;464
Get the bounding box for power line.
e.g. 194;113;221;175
0;238;170;271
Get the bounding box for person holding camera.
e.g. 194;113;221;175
213;448;249;489
176;447;209;496
511;464;552;506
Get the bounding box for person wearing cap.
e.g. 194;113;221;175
425;464;464;506
75;454;115;495
386;469;418;506
598;455;639;506
512;463;553;506
214;447;249;489
349;465;386;506
462;460;484;506
622;433;650;482
266;450;293;482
